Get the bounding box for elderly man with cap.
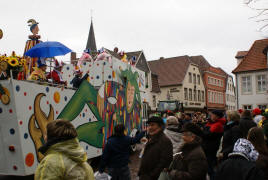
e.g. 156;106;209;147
202;110;226;180
70;69;89;89
27;58;47;81
168;123;208;180
138;116;173;180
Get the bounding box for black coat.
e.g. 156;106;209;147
169;136;208;180
221;121;240;160
138;131;173;180
215;154;265;180
256;153;268;179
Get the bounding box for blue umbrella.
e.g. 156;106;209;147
25;41;72;58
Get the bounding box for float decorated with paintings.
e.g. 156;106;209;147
0;20;148;176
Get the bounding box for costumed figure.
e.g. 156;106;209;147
77;49;93;67
23;19;42;75
70;69;89;89
27;58;47;81
47;59;66;85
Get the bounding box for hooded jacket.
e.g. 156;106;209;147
35;138;94;180
215;138;264;180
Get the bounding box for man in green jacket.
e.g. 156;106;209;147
35;119;94;180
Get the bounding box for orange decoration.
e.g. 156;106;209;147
53;91;60;104
112;71;116;78
25;153;34;167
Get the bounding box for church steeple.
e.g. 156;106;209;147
86;19;97;52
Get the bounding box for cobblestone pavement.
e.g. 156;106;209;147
129;144;144;180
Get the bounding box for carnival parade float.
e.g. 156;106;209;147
0;20;148;176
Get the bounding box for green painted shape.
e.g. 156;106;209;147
77;121;104;148
57;80;104;148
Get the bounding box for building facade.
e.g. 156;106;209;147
225;75;236;110
190;56;228;111
148;56;206;113
233;39;268;110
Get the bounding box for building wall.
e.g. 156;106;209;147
203;71;227;110
182;64;206;112
236;70;268;110
226;76;236;110
156;64;206;112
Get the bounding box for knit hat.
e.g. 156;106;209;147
182;123;203;137
252;108;261;115
147;116;164;125
211;110;224;118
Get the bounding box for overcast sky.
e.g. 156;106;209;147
0;0;266;74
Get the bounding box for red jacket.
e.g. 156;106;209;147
47;70;65;84
206;117;226;133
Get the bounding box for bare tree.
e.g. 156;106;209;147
245;0;268;31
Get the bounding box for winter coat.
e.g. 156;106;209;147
202;117;226;160
256;152;268;179
35;138;94;180
99;132;145;172
215;138;264;180
239;117;257;138
221;121;240;160
169;136;208;180
138;131;173;180
164;125;183;153
70;74;89;89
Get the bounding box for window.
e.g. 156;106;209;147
198;90;201;101
189;89;192;101
197;75;200;85
194;89;197;101
189;73;192;83
208;91;211;103
257;75;266;92
258;105;267;110
217;80;220;86
193;74;196;84
208;77;211;84
184;88;188;100
212;92;214;103
243;105;252;110
242;76;252;93
202;91;205;102
214;79;216;85
152;95;156;107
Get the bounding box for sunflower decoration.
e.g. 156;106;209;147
20;58;27;65
8;57;19;67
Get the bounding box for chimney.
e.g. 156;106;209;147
159;57;164;60
70;52;77;65
235;51;247;66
